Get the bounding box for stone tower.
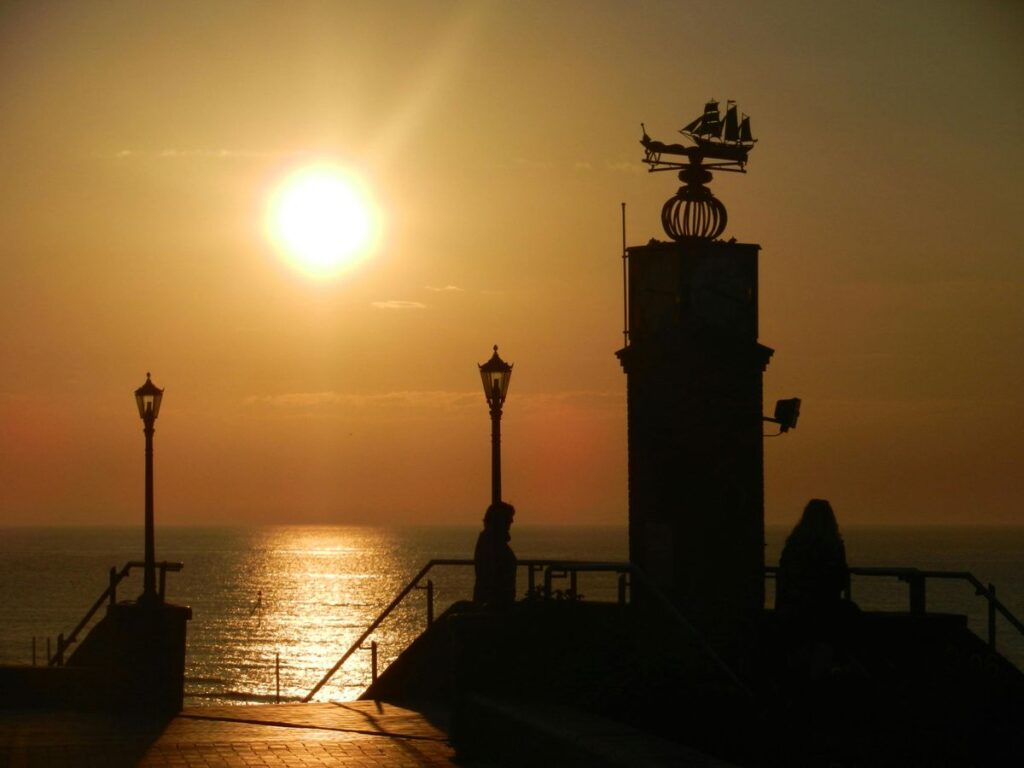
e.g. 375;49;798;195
620;102;773;654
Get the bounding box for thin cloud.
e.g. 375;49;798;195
516;390;623;412
246;390;479;411
157;149;238;158
107;148;294;160
246;392;343;408
510;157;552;171
424;285;464;292
244;389;621;412
371;300;427;310
605;160;644;175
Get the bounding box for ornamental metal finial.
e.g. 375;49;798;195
640;99;756;241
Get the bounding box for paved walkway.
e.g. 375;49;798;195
0;701;460;767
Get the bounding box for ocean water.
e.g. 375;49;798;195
0;525;1021;704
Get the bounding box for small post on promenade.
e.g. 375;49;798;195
134;372;164;605
478;346;513;505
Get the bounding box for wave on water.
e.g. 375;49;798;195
186;675;229;686
186;689;306;704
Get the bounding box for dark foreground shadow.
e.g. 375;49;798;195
0;707;169;767
363;599;1024;767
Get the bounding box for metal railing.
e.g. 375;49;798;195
307;559;1024;702
48;560;183;667
303;558;464;701
765;565;1024;651
305;558;747;702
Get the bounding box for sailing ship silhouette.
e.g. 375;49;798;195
642;99;756;169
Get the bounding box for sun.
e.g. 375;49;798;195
267;165;380;278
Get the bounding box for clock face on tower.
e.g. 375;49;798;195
689;252;755;338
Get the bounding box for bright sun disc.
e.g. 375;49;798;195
268;165;379;278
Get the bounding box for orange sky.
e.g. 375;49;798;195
1;1;1021;527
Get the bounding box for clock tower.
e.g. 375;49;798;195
620;102;773;655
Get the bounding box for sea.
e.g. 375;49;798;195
1;525;1022;705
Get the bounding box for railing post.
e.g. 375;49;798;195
426;579;434;627
109;566;117;605
618;573;627;606
543;568;553;600
528;564;536;597
988;583;997;649
305;559;440;702
908;572;925;614
370;641;378;683
159;564;168;600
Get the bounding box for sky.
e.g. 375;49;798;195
0;1;1021;528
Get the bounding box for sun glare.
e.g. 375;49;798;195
267;165;379;278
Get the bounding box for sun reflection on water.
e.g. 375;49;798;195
184;528;403;704
176;526;476;704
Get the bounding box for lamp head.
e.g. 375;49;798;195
134;372;164;420
478;345;513;410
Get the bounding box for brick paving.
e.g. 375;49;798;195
0;701;460;767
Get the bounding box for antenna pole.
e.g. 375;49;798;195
621;202;629;347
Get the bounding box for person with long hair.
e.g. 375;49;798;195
776;498;849;620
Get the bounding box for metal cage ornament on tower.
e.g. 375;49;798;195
640;99;756;241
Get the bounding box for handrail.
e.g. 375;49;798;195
765;564;1024;649
49;560;183;666
914;570;1024;640
309;559;1024;701
303;558;464;701
304;558;751;702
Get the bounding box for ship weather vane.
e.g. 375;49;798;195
641;99;756;241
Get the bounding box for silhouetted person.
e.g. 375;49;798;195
473;501;516;608
777;499;848;619
776;499;861;688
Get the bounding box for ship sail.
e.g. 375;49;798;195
659;99;755;164
739;115;753;143
723;103;739;142
680;114;703;134
698;100;722;138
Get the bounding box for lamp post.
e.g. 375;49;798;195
134;372;164;604
478;346;513;505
